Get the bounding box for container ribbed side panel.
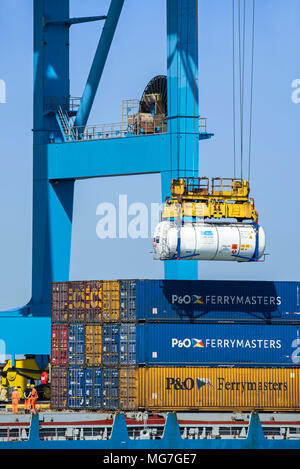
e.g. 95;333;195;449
119;367;138;410
85;325;102;366
50;367;68;410
51;324;68;366
138;367;300;412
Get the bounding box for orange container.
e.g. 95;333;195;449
119;367;138;411
137;367;300;412
85;325;102;366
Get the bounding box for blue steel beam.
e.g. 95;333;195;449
74;0;125;128
164;0;200;280
45;16;107;26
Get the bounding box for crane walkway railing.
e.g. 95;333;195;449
53;110;208;144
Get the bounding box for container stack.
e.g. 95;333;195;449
50;279;300;412
50;280;137;411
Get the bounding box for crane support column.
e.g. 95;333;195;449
164;0;199;280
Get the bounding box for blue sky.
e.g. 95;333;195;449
0;0;300;310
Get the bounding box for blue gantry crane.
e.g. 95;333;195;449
0;0;212;356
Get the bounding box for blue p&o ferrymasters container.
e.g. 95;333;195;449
136;323;300;366
134;280;300;322
64;322;300;367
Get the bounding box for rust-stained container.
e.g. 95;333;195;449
85;325;102;366
102;281;120;322
119;367;138;411
52;281;103;312
67;281;103;311
50;367;68;410
51;283;68;312
137;367;300;412
51;280;121;322
51;325;68;366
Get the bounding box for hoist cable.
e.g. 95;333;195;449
232;0;236;178
192;0;198;177
184;0;190;177
248;0;255;183
177;0;182;179
238;0;246;180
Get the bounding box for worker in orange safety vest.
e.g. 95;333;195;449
11;387;20;414
30;385;38;413
23;384;32;414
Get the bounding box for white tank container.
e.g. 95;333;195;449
153;221;265;262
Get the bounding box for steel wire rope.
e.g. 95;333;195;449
248;0;255;183
192;0;198;177
177;0;183;179
184;0;190;178
238;0;246;180
232;0;236;178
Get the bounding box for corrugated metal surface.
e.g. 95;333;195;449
119;367;138;410
50;367;68;410
102;325;120;366
51;325;68;366
51;322;300;367
137;323;300;366
120;324;136;365
137;367;300;411
68;324;85;366
120;280;137;321
135;280;300;322
102;368;119;410
52;280;300;323
67;368;85;408
102;281;120;322
85;325;102;366
85;368;102;408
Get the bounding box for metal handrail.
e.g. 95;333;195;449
71;119;169;142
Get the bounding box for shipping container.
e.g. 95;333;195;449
50;367;68;410
119;367;138;410
51;366;300;412
85;325;102;366
137;367;300;412
120;280;137;321
52;322;300;368
135;280;300;322
52;280;102;311
68;324;85;366
52;280;300;324
120;324;136;365
51;367;138;411
102;281;120;322
102;368;119;410
67;368;85;408
51;325;68;366
102;325;120;366
136;323;300;366
85;368;102;408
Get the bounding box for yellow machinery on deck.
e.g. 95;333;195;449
0;358;50;400
161;177;258;222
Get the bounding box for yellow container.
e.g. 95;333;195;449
137;367;300;412
119;367;138;411
102;280;120;321
85;325;102;366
